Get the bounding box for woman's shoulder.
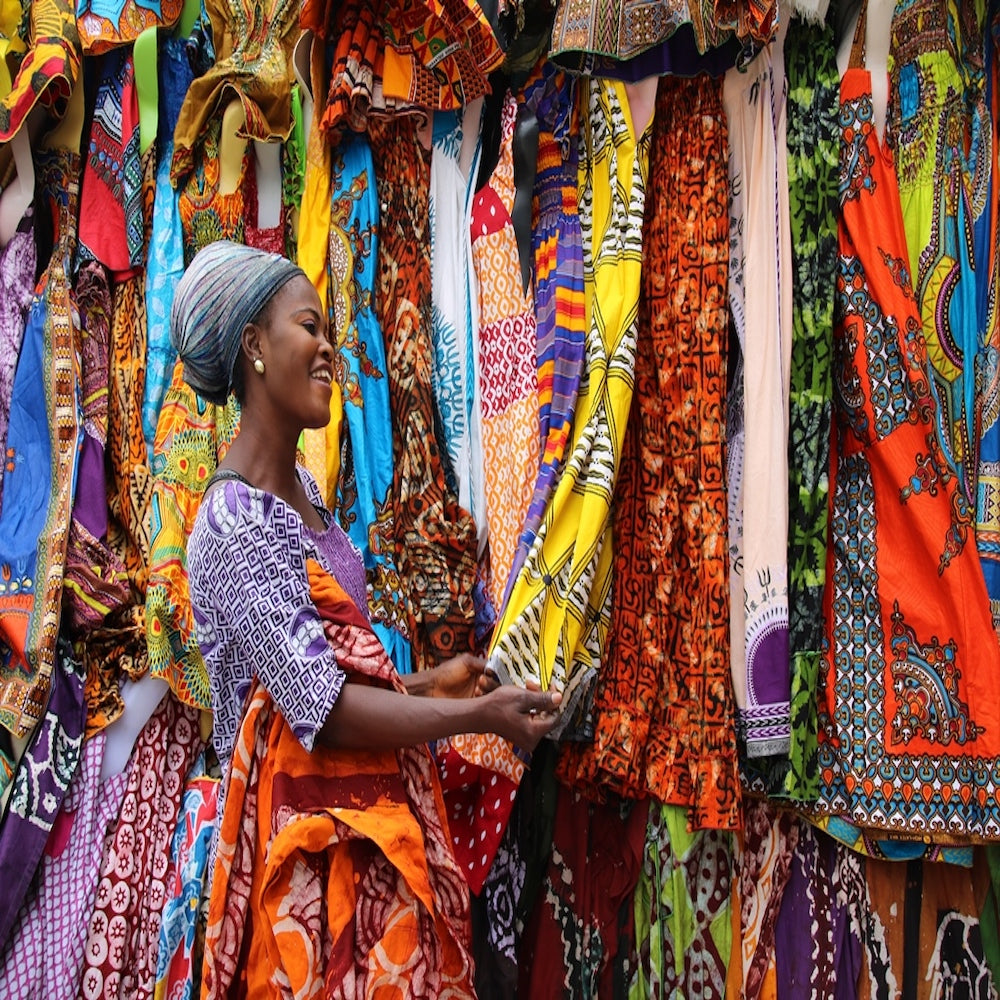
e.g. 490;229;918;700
193;475;276;542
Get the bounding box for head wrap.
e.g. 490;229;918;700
169;240;306;404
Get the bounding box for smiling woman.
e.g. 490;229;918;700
170;240;559;996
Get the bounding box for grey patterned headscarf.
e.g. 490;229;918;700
169;240;306;404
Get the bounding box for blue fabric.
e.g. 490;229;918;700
330;132;411;674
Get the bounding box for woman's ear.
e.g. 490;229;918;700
241;322;263;364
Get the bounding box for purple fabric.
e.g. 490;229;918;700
0;732;130;996
0;642;86;953
553;24;740;80
0;213;37;515
187;472;360;766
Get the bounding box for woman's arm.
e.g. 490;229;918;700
318;681;560;753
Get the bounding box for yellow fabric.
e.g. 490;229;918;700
488;78;650;724
0;0;26;100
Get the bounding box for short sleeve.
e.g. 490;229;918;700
187;480;346;763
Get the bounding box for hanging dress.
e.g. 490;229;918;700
488;77;651;732
814;61;1000;842
559;73;738;829
889;2;998;623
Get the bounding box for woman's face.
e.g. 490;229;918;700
254;275;334;430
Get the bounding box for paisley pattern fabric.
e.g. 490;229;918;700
559;73;738;829
489;77;650;734
815;67;1000;841
76;0;183;53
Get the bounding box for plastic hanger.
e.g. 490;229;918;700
134;26;158;156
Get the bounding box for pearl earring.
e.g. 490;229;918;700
253;357;265;375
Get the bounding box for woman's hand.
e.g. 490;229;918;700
401;653;499;700
477;682;561;752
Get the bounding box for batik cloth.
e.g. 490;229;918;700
202;559;475;999
772;821;863;1000
0;147;81;740
864;852;996;999
143;35;194;456
776;14;839;802
76;691;205;1000
369;115;480;672
518;788;647;998
814;66;1000;840
489;77;650;733
76;0;183;53
559;73;738;828
729;800;798;1000
506;64;584;595
888;2;991;530
723;37;793;758
0;640;85;954
0;0;80;142
0;211;36;514
170;0;299;185
325;130;411;671
187;473;359;767
145;362;240;710
0;733;130;997
434;105;487;548
629;803;733;1000
470;89;538;608
154;753;219;1000
78;47;143;275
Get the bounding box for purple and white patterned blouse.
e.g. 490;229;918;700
187;471;366;767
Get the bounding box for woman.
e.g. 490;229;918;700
172;240;559;998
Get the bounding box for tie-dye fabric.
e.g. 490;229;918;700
489;77;650;734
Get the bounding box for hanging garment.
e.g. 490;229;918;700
889;2;999;630
0;641;85;954
145;366;240;711
302;0;502;137
517;788;647;998
76;0;183;53
368;115;480;671
434;104;487;550
143;35;195;455
154;753;218;1000
489;77;651;731
628;804;733;1000
170;0;299;185
470;89;539;608
723;35;794;760
863;853;997;1000
76;691;205;1000
772;821;864;1000
0;0;80;142
326;130;411;670
559;72;738;826
201;560;475;1000
0;146;82;740
507;63;584;595
0;212;36;513
77;47;144;275
776;14;839;801
0;732;130;997
815;64;1000;841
